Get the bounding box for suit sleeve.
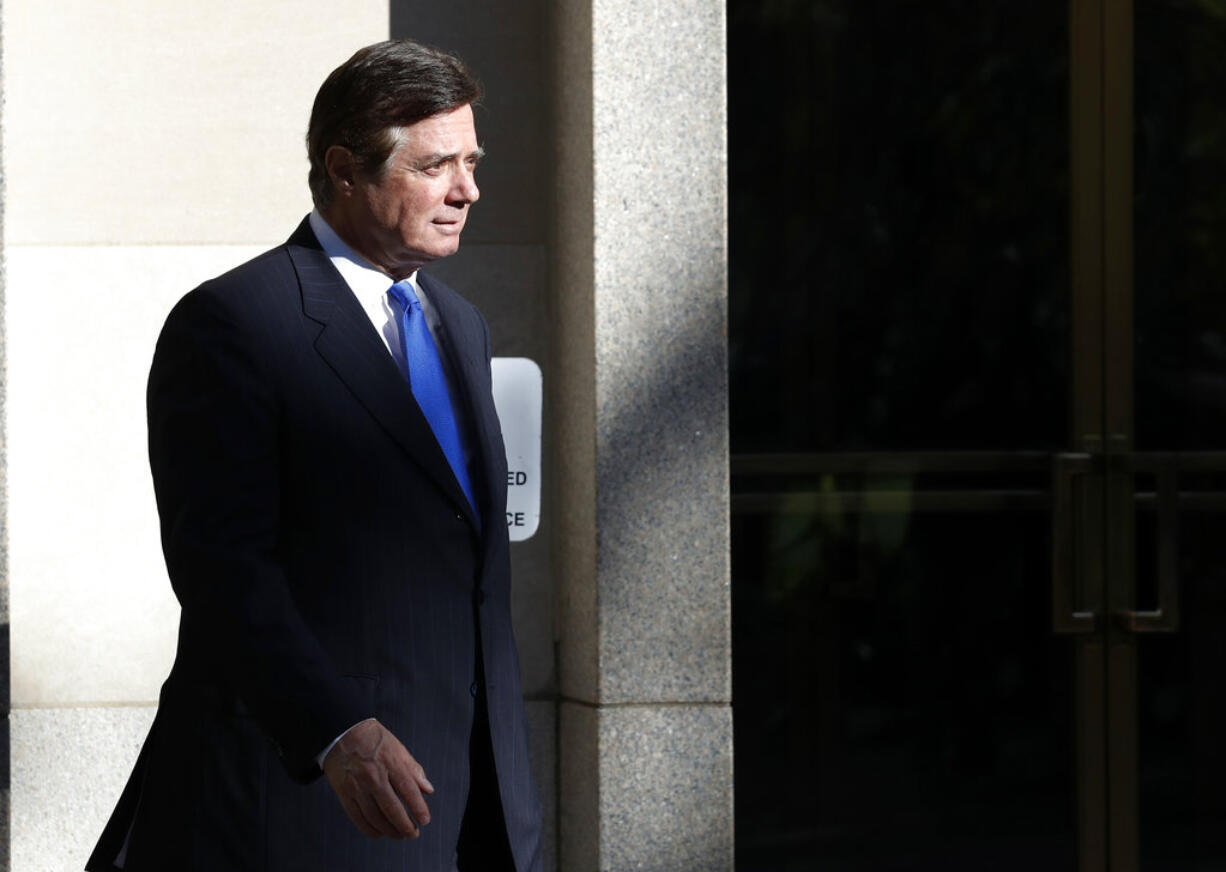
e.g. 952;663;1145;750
148;288;369;782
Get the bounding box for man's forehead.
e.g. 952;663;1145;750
393;109;473;154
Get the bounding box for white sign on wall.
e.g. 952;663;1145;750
491;357;542;541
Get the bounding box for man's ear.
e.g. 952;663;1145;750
325;146;359;197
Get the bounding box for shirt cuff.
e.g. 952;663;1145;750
316;718;376;770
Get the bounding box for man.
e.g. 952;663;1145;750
87;39;542;872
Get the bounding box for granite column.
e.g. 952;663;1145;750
552;1;732;868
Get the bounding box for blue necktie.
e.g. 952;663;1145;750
388;280;477;514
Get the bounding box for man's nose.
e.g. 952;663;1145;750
451;169;479;206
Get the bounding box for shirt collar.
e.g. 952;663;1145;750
308;209;419;301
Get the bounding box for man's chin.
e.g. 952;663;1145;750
426;237;463;259
391;241;460;272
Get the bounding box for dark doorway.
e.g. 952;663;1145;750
729;1;1226;869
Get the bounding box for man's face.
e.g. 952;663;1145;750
330;103;482;277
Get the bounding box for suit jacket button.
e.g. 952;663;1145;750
470;682;479;697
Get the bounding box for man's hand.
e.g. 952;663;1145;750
323;718;434;840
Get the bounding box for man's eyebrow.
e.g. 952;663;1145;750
418;147;486;165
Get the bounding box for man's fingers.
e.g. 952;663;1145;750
372;779;420;839
390;768;432;827
354;787;404;839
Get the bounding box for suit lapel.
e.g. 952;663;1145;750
284;220;479;529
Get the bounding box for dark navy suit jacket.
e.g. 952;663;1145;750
87;219;543;871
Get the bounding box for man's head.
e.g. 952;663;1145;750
308;39;484;278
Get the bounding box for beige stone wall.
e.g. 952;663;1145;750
2;3;388;867
5;0;385;247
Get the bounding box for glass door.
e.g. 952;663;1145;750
730;1;1083;868
729;0;1226;869
1120;0;1226;867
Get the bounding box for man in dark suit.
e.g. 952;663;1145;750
87;39;542;872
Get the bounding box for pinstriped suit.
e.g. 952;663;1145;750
87;219;543;871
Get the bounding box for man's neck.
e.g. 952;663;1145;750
316;206;426;280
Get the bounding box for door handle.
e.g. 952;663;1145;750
1115;459;1180;633
1052;452;1098;633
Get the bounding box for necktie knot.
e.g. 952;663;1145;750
388;280;420;314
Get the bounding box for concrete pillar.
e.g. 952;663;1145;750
553;1;733;868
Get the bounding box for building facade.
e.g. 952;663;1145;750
8;2;1222;870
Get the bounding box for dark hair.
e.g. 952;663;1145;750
306;39;482;209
